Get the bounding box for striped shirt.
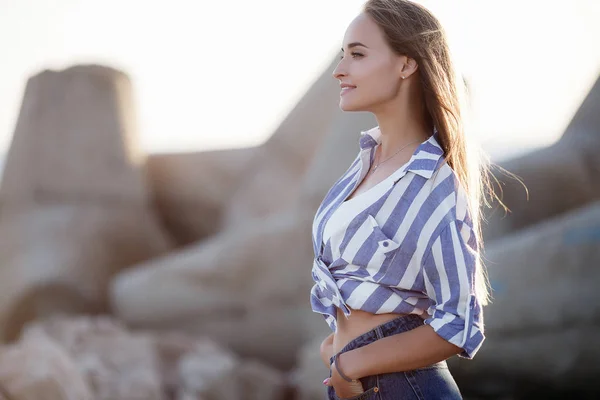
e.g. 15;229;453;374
309;126;485;359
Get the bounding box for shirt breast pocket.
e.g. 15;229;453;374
340;214;401;276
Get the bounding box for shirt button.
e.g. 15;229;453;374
382;241;389;247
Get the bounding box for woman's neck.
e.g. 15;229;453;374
372;75;431;159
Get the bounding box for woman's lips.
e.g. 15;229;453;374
340;86;356;96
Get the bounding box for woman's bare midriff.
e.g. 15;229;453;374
332;306;414;354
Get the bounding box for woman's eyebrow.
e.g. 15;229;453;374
341;42;369;52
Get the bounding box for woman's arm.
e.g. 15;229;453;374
335;324;460;379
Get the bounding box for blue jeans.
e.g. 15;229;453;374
327;314;462;400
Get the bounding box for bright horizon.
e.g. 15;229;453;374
1;0;599;164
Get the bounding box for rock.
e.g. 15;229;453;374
23;314;291;400
111;209;316;369
450;201;600;396
0;328;92;400
1;65;148;205
155;331;199;396
155;330;287;400
176;354;287;400
0;65;172;341
175;339;238;399
155;331;237;399
147;147;256;246
484;76;600;241
27;316;164;400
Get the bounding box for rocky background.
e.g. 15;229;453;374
0;59;598;400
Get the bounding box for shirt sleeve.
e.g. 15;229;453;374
421;219;485;359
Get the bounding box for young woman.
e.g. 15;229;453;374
309;1;493;399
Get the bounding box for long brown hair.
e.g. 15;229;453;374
364;0;506;306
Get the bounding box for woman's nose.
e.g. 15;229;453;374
332;60;346;80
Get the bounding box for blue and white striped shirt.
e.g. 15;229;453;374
310;126;485;359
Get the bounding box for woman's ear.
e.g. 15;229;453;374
400;56;418;79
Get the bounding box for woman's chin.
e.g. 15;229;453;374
338;100;364;112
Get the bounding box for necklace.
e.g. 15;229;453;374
371;140;420;174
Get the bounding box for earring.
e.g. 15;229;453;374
401;76;405;80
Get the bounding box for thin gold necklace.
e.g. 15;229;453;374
371;140;420;174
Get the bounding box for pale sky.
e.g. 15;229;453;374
1;0;599;163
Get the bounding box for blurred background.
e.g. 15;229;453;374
0;0;598;399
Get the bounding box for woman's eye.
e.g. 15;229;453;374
339;52;364;60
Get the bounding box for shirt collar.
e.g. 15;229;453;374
358;126;444;179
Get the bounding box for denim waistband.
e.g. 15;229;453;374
329;314;424;366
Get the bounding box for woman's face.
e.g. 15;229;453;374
333;13;405;112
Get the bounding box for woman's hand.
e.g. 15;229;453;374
325;359;365;399
319;333;334;368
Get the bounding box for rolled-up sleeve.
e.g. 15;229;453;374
422;219;485;359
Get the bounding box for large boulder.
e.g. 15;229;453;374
147;147;256;245
484;76;600;241
0;65;172;341
111;209;318;369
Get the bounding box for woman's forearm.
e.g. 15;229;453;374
339;324;461;379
